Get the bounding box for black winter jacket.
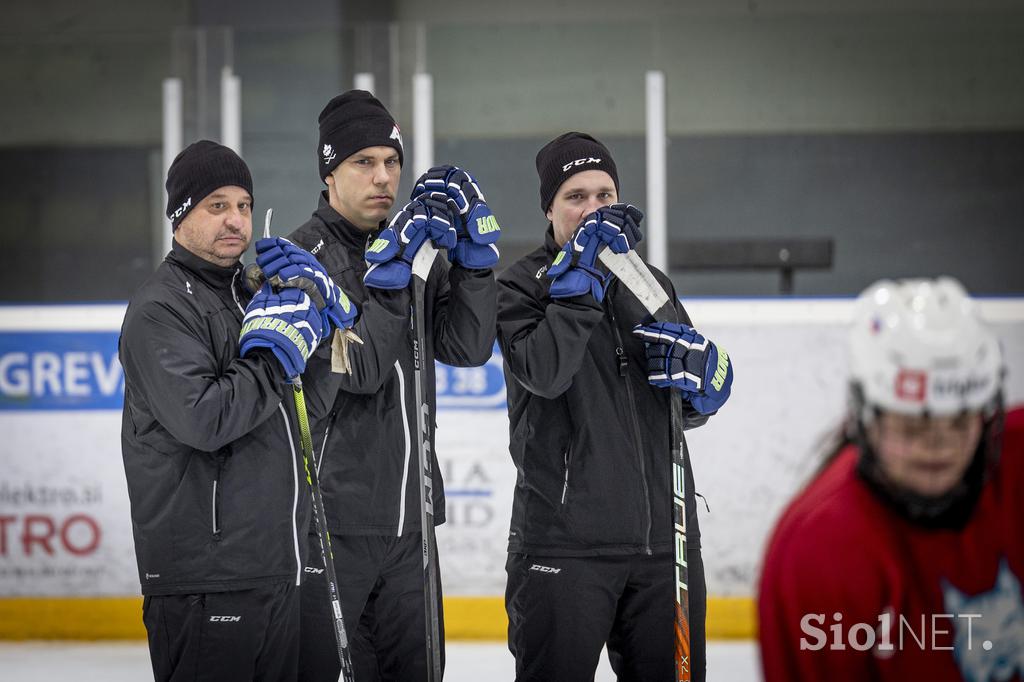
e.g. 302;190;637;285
288;193;497;536
497;228;710;557
120;241;312;596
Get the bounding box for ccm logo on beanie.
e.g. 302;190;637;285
562;157;602;172
169;196;193;222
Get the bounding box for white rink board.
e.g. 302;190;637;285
2;299;1022;599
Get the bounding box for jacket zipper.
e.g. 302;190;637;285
394;359;412;537
211;480;221;538
277;404;304;587
317;410;338;475
211;453;225;539
233;285;301;582
561;449;570;504
605;296;653;555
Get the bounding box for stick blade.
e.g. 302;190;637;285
599;249;672;319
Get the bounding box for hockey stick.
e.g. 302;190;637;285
258;210;356;681
599;249;691;682
291;379;355;681
410;241;444;681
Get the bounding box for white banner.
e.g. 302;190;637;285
2;300;1022;598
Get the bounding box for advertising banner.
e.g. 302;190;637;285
3;301;1023;602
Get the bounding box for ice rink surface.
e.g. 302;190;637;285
0;640;761;681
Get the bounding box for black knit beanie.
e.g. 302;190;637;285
165;140;253;230
317;90;404;181
535;132;619;213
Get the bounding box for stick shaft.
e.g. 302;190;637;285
411;248;443;680
292;383;356;681
601;248;691;681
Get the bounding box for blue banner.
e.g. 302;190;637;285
1;332;507;411
0;332;124;410
436;343;507;410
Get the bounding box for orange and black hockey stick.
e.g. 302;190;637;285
600;247;692;681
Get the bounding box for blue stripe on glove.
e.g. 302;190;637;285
239;284;323;379
632;321;733;414
413;165;501;269
363;196;456;289
593;203;643;254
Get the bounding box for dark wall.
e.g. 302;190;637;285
1;132;1018;302
439;131;1024;296
2;1;1022;301
0;148;154;302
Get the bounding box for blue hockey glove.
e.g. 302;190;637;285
247;237;358;334
547;221;610;301
632;321;733;414
363;196;456;290
546;204;646;302
594;203;643;254
413;165;500;269
239;284;324;379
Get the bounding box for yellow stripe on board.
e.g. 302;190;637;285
0;597;147;639
0;596;756;641
444;596;506;641
707;595;758;639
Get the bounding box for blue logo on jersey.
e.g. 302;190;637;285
943;559;1024;682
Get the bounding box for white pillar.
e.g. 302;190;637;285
162;77;183;256
354;72;375;94
645;70;668;273
220;67;242;155
412;73;434;177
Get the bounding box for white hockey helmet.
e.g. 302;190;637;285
848;277;1002;417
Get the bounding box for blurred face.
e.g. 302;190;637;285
867;411;984;497
546;170;617;246
174;185;252;267
325;146;400;231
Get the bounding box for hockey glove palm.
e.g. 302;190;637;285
413;165;501;269
632;321;733;414
363;196;457;289
239;284;324;379
247;237;358;334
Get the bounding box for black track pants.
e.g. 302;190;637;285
298;531;445;682
143;580;300;682
506;550;706;682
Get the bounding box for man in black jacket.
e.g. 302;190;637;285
287;91;498;681
497;132;733;681
120;140;351;681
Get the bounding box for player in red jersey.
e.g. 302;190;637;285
759;277;1023;682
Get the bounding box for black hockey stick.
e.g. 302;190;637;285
599;249;691;681
410;241;444;681
255;210;356;681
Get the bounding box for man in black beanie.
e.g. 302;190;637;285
120;140;352;681
496;132;731;681
285;90;499;681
